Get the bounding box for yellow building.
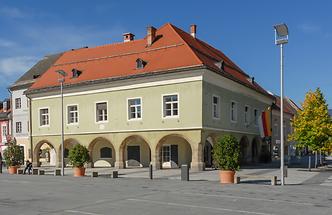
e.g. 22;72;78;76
25;23;274;170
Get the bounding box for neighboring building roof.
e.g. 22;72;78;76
9;53;62;90
0;99;11;120
273;96;299;116
28;23;272;98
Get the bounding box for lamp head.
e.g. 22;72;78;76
274;23;288;45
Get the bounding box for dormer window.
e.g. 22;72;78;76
215;60;224;71
33;74;40;79
72;69;82;78
136;58;147;69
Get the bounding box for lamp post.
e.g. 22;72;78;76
56;70;67;176
274;23;289;186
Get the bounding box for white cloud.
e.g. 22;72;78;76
0;6;26;19
0;38;16;47
298;24;321;33
0;56;38;77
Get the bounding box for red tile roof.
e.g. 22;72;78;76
274;96;299;115
29;23;272;98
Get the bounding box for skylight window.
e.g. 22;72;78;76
72;69;82;78
136;58;147;69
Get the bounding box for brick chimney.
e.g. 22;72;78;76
190;24;197;38
123;33;135;42
147;26;156;46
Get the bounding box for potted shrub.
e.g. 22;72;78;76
213;135;240;184
68;144;90;177
3;139;24;174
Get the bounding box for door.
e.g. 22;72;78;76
127;146;140;167
170;145;178;168
204;143;213;168
162;145;178;168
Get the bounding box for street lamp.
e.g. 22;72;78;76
56;70;67;176
274;23;288;186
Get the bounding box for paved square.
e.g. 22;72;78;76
0;170;331;215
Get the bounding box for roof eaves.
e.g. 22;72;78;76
205;65;274;100
26;64;205;96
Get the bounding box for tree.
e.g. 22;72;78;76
289;88;332;158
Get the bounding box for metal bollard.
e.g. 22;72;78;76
284;165;288;177
234;176;240;184
32;169;39;175
92;172;98;177
149;164;153;180
181;164;189;181
54;169;61;176
112;171;118;178
271;176;277;186
0;160;2;173
38;170;45;175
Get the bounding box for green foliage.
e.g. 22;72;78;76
68;144;90;167
3;139;24;167
212;135;240;171
289;88;332;152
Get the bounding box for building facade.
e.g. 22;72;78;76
271;96;300;159
25;23;274;170
9;54;62;160
0;99;11;155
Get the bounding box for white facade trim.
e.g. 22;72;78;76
161;93;180;119
127;97;143;121
66;104;79;126
203;70;273;105
94;101;109;124
31;126;258;136
32;76;203;101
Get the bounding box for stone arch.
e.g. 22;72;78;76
251;136;260;163
120;135;151;168
239;136;250;164
58;138;80;167
34;140;57;167
156;134;192;169
88;137;115;167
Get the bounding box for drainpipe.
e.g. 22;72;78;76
26;93;33;163
7;88;13;139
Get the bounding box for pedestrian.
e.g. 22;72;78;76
23;160;32;175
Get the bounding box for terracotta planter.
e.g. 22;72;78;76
73;167;85;177
8;166;18;175
219;170;235;184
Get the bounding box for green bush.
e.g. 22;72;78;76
68;144;90;167
3;140;24;167
212;135;240;171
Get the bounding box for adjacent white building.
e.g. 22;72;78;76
8;53;61;160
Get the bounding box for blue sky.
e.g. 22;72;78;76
0;0;331;107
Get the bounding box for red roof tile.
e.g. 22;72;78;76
30;23;272;98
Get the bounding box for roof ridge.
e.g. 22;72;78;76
167;23;204;66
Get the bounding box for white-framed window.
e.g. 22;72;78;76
163;94;179;118
2;125;7;137
128;98;142;120
230;101;238;122
96;102;108;122
67;105;78;124
254;109;259;126
244;105;250;125
15;98;21;109
212;95;220;119
39;108;49;126
16;122;22;133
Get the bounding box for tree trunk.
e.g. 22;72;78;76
308;154;311;171
314;151;318;168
